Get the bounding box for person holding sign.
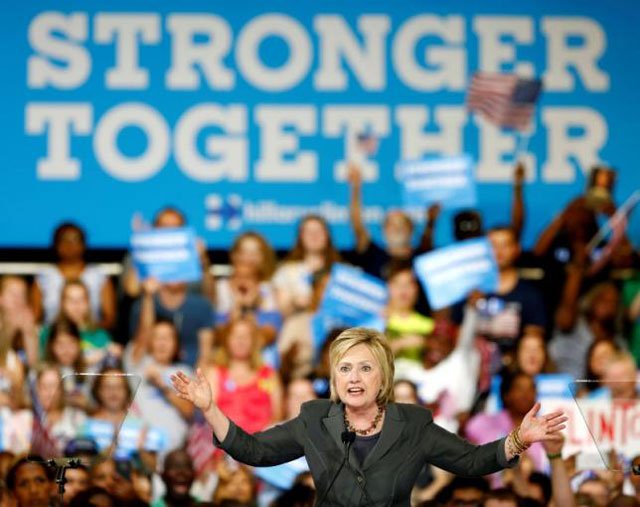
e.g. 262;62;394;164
452;226;546;364
172;328;567;506
122;207;215;301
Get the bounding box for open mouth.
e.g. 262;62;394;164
347;387;365;396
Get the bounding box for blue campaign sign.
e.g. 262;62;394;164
318;264;388;328
397;154;476;210
131;227;202;283
1;1;639;249
414;237;498;310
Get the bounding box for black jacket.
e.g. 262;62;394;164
215;400;516;506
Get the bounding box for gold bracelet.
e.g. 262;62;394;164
514;426;531;450
508;428;528;456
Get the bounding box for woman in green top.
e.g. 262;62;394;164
40;280;121;366
384;262;434;363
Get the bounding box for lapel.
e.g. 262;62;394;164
362;402;406;471
321;402;366;474
321;402;346;454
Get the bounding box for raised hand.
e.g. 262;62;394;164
347;163;363;187
170;369;213;412
514;161;526;187
519;402;568;445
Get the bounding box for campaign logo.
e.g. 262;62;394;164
205;194;243;230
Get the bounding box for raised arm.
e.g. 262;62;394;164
533;210;565;258
417;204;441;254
456;303;479;353
555;251;587;333
171;369;304;466
99;277;117;331
424;403;566;476
131;278;160;364
347;164;371;254
511;161;526;241
543;436;576;507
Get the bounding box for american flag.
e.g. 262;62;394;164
28;377;61;459
467;72;542;131
186;412;218;476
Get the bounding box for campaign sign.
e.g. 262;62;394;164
397;155;477;211
131;227;202;283
318;264;388;328
413;237;498;310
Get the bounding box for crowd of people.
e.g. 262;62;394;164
0;162;638;507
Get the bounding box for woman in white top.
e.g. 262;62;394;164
124;318;194;452
31;222;116;329
273;215;340;317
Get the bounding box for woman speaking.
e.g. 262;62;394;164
171;328;566;506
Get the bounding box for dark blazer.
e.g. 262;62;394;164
215;400;516;506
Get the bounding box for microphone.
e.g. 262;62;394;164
316;431;356;506
342;430;356;445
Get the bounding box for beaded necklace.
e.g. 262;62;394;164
344;405;385;436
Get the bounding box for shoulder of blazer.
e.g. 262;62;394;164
391;402;434;425
299;399;334;420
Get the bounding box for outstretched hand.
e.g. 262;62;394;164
519;402;568;445
170;369;213;412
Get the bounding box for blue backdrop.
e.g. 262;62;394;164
1;0;638;249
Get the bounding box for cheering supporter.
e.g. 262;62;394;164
124;319;195;452
273;214;341;317
130;276;215;368
0;275;39;368
151;449;200;507
347;165;432;280
30;363;87;454
203;317;283;435
40;279;119;367
395;305;480;432
465;371;546;485
122;206;215;302
277;268;332;379
423;162;527;252
230;231;277;279
84;366;166;459
601;351;639;399
43;317;91;407
88;456;151;505
211;460;256;506
550;277;626;381
453;226;546;360
0;295;26;408
61;464;91;505
513;326;556;376
575;340;621;397
32;222;116;329
6;456;54;507
383;260;434;363
214;262;282;351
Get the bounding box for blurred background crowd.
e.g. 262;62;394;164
0;160;638;507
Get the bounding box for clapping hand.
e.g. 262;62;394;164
519;402;568;445
170;369;213;412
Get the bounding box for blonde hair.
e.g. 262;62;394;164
60;279;97;331
214;317;263;370
329;328;395;406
